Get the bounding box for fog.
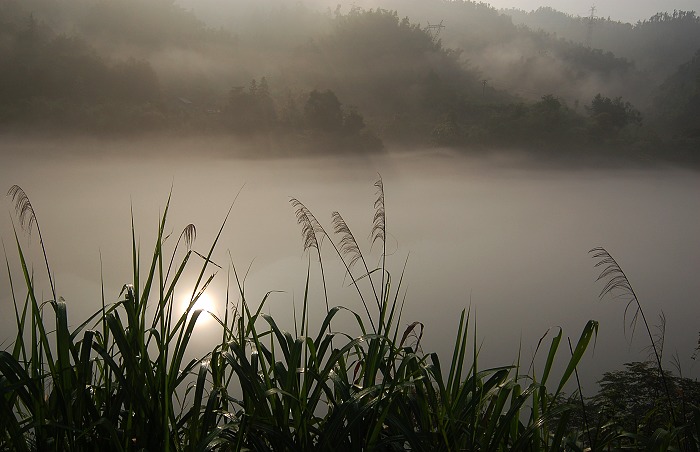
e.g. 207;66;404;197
3;0;698;155
171;0;698;107
1;137;698;391
177;0;697;25
1;0;699;401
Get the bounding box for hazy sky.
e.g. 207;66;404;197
486;0;698;23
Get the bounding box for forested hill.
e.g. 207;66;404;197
505;7;700;84
0;0;698;164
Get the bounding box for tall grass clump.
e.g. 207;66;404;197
1;182;602;451
589;247;700;450
591;247;675;417
1;186;237;451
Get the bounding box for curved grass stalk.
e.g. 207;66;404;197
590;247;676;426
290;198;330;321
331;211;381;311
7;185;56;302
291;198;377;332
1;181;610;450
1;188;242;450
372;175;387;310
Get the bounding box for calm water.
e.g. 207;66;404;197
1;136;699;390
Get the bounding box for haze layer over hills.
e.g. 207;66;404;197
0;0;698;163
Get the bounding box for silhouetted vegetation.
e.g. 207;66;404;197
507;7;700;84
652;49;700;158
224;78;276;133
0;8;164;133
586;94;643;142
3;184;700;450
561;361;700;449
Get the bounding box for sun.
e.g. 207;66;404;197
181;291;218;325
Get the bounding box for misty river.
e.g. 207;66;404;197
1;136;699;391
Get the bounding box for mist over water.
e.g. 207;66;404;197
1;137;699;391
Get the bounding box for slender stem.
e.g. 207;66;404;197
635;299;676;425
569;338;593;450
606;250;676;426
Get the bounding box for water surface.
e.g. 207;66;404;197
1;136;698;391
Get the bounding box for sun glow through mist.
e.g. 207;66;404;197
181;291;218;326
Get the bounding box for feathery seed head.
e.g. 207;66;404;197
332;211;363;270
182;224;197;250
290;198;323;252
7;185;37;235
371;176;385;246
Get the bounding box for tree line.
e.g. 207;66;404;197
0;0;697;162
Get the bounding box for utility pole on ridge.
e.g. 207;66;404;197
425;20;445;42
586;5;597;48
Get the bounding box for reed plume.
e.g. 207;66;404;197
182;223;196;250
372;176;385;248
7;185;55;300
290;198;331;328
373;176;387;312
290;198;324;253
332;211;381;310
590;246;676;425
290;197;377;331
7;185;36;233
331;212;362;271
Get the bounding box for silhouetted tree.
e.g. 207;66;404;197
342;107;365;135
225;78;277;132
587;94;642;138
583;362;700;437
304;89;343;132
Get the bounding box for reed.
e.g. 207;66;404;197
1;183;608;450
589;247;700;450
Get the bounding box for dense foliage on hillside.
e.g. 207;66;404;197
653;50;700;147
0;0;698;162
507;7;700;83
